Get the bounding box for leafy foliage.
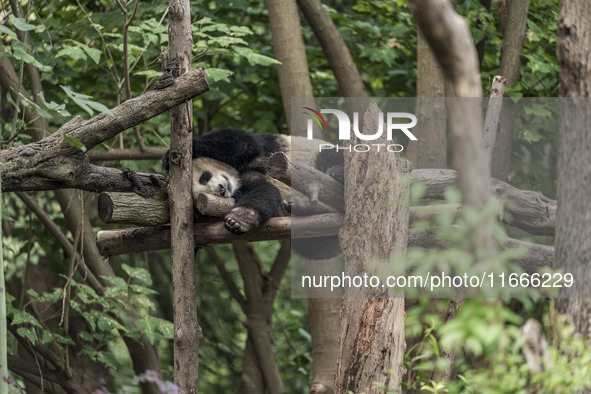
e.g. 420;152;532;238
0;0;570;392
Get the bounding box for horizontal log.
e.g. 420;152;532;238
410;169;556;236
93;166;555;237
96;213;553;273
408;228;553;274
96;213;345;255
98;192;169;226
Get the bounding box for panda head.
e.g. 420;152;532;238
192;157;241;199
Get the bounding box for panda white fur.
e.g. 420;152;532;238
192;157;241;199
163;129;343;258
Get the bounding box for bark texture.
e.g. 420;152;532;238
96;214;344;256
266;0;314;133
166;1;201;391
305;257;341;394
493;0;530;181
411;0;495;251
413;169;556;236
234;242;289;393
499;0;530;84
265;3;342;391
405;28;447;168
297;0;367;98
98;191;169;226
1;70;208;193
335;104;410;393
555;0;591;343
483;76;507;168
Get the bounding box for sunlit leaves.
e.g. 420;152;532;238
56;40;102;64
60;86;112;117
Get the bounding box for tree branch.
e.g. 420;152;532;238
1;69;208;192
87;147;166;162
412;169;556;236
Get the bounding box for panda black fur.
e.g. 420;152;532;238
163;128;343;259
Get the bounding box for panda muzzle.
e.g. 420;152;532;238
219;184;227;197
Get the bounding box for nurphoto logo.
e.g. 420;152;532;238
303;107;418;153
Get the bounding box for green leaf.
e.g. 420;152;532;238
79;331;94;342
61;85;112;117
56;46;87;62
0;24;18;39
74;40;102;64
205;68;232;83
96;351;117;369
17;327;38;343
122;263;153;286
102;275;127;291
27;289;39;298
10;15;36;31
12;310;42;327
62;135;87;152
234;47;280;66
40;330;53;344
98;316;126;332
137;318;155;343
129;284;158;296
157;319;174;339
443;187;462;204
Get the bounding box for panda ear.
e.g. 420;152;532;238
199;171;213;185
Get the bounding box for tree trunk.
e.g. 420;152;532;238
335;104;410;393
266;3;343;392
297;0;366;98
411;0;495;250
306;258;341;394
499;0;530;84
234;242;290;394
405;28;447;169
493;0;530;181
411;0;497;381
166;0;202;391
266;0;313;133
555;0;591;351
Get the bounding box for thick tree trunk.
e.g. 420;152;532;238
493;0;531;181
499;0;530;84
297;0;366;98
411;0;496;381
166;1;202;391
266;4;342;392
305;258;341;394
411;0;495;251
555;0;591;348
234;242;287;394
266;0;313;133
335;104;410;393
405;28;447;169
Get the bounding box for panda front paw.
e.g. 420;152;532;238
224;206;259;234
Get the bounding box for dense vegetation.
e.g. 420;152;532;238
3;0;587;392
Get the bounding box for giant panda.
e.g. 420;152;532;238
163;128;343;259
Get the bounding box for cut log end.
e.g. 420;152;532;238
98;193;114;224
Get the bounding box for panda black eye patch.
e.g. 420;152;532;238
199;171;212;185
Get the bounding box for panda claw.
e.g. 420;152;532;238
224;206;259;234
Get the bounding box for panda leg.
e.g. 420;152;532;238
224;172;281;234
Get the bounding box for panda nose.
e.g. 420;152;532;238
218;184;226;196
